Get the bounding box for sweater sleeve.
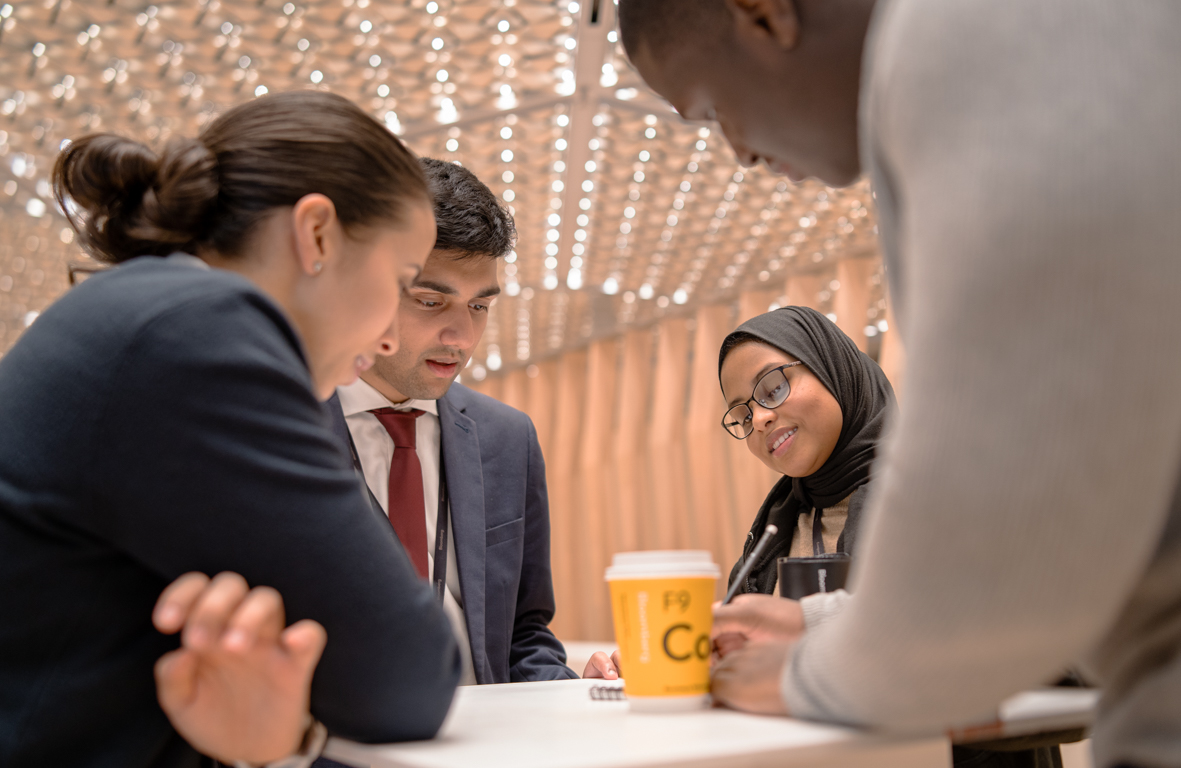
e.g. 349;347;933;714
92;289;460;743
782;0;1181;730
800;590;852;631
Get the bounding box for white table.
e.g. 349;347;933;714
324;680;1099;768
323;679;949;768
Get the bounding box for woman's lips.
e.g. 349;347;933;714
768;426;799;457
341;354;373;386
425;359;460;378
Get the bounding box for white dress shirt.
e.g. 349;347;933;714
336;378;477;685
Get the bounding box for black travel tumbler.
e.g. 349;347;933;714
777;554;851;600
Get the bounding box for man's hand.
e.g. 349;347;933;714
711;640;793;716
582;650;623;680
712;594;805;659
153;572;327;766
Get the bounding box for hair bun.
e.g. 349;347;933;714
56;91;430;265
53;134;218;263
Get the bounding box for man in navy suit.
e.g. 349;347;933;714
326;158;614;684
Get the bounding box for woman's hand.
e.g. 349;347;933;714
582;650;623;680
711;640;793;716
712;594;805;659
153;572;327;766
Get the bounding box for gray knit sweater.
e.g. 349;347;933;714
781;3;1181;767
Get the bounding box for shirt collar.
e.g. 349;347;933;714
336;377;439;417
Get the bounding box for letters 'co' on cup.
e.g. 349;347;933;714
777;554;851;601
605;551;720;712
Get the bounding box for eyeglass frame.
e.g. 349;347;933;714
720;361;804;440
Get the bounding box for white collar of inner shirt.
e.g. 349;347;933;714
336;377;439;418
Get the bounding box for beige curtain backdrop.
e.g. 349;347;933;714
469;260;902;641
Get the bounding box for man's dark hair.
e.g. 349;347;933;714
618;0;729;61
420;157;516;259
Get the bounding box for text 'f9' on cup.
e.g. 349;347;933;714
605;551;720;712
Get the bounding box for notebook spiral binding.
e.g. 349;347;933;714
588;685;627;701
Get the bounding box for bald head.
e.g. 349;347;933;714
618;0;731;61
618;0;875;187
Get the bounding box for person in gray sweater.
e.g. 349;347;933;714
618;1;1181;767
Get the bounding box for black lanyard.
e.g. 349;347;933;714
432;442;449;604
344;418;449;604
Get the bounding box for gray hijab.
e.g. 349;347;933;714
719;305;895;507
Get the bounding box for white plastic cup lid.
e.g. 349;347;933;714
605;550;720;580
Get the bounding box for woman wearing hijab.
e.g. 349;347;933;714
0;90;459;768
718;306;894;595
717;307;1061;768
586;306;890;682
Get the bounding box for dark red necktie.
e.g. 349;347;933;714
369;407;429;580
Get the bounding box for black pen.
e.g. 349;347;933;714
720;524;778;605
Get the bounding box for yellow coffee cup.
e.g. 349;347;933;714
605;551;720;711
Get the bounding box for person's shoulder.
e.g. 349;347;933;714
61;256;304;374
442;382;534;436
65;256;275;327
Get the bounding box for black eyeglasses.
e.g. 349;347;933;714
721;362;803;440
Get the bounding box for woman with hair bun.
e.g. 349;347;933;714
0;90;459;767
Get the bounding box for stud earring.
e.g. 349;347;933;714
312;262;323;274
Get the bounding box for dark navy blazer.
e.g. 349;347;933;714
0;257;459;768
326;383;578;684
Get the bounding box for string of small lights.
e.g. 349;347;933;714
0;0;883;370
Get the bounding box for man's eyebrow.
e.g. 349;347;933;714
473;285;502;300
410;279;458;296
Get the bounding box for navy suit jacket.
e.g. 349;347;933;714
327;383;578;684
0;257;459;768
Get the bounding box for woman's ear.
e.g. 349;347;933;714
291;193;340;277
